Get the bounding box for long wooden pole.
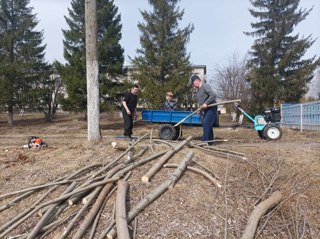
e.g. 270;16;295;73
115;181;130;239
163;164;222;188
173;99;241;127
141;136;192;182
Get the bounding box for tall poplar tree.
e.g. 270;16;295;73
246;0;320;111
59;0;124;114
132;0;194;108
86;0;101;141
0;0;49;126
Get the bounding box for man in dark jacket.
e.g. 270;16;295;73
162;91;177;111
191;75;217;145
121;84;139;138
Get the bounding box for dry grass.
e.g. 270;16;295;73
0;112;319;238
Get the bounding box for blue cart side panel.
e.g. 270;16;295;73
142;110;202;125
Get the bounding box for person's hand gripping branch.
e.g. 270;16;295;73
201;103;208;109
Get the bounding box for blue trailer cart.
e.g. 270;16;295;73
142;110;206;140
141;100;241;140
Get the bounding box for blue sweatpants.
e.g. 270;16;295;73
201;106;217;143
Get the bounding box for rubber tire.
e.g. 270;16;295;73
258;130;266;139
262;124;282;141
159;124;177;140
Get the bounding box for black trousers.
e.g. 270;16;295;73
122;108;134;137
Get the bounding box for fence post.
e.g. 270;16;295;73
300;104;303;132
280;104;283;125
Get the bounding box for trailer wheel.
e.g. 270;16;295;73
159;124;177;140
262;124;282;141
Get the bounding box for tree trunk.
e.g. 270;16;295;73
85;0;101;142
7;104;13;126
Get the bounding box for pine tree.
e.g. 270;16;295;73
0;0;50;126
59;0;124;113
131;0;194;109
246;0;320;111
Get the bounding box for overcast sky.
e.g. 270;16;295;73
30;0;320;80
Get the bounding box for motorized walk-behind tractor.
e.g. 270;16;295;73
234;103;282;141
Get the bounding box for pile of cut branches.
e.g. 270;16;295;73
2;130;301;239
0;133;230;239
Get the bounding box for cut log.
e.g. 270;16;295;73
0;191;33;212
141;136;192;182
88;186;115;239
123;146;148;165
111;141;129;151
107;151;194;239
91;133;149;178
163;164;222;188
0;163;103;236
67;163;104;180
27;182;77;239
241;191;283;239
0;177;119;239
0;183;66;237
0;180;72;199
98;153;165;239
133;216;138;239
68;165;123;239
39;211;78;239
82;190;97;205
203;145;246;157
192;144;247;161
116;151;166;178
153;139;176;149
115;181;130;239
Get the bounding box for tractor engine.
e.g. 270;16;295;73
263;108;281;123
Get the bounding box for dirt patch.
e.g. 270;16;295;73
0;113;319;238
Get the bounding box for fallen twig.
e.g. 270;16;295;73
241;191;283;239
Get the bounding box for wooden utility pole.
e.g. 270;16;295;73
85;0;101;141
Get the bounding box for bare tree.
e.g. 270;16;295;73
211;53;251;108
313;68;320;99
85;0;101;141
43;71;62;121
